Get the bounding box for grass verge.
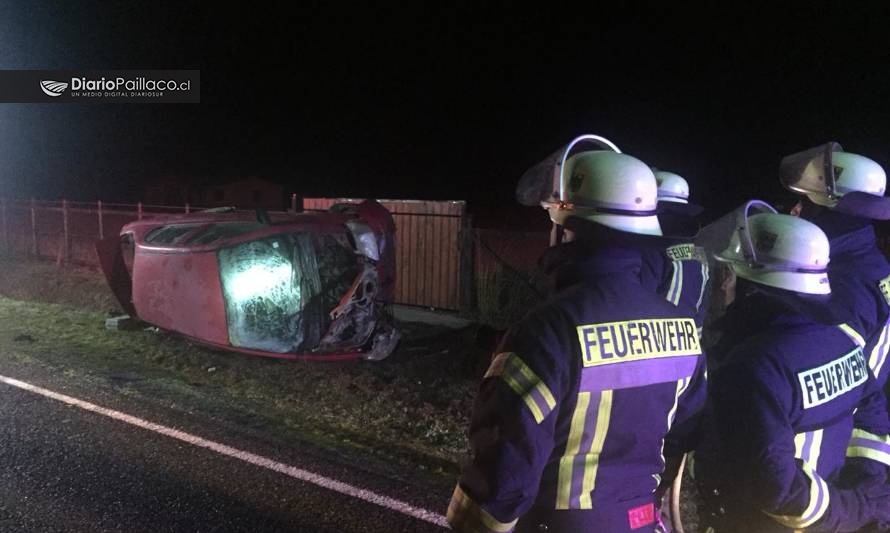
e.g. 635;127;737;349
0;255;488;484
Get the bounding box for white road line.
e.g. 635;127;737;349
0;374;449;529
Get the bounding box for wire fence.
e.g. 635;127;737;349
0;198;235;266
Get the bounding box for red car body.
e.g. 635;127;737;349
96;200;398;361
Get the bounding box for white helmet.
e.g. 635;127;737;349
654;171;690;204
714;209;831;295
780;143;890;218
546;151;662;235
831;152;887;198
517;134;662;236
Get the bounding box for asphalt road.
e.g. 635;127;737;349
0;360;449;533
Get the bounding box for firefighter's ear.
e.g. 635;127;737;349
733;276;762;301
720;266;738;307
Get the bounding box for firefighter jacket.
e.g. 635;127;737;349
447;236;708;533
815;217;890;389
640;237;710;335
696;288;890;533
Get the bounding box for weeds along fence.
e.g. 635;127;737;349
472;229;549;329
0;198;551;322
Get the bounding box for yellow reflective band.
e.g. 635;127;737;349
793;430;824;470
847;429;890;466
501;371;544;423
847;446;890;466
556;392;590;510
508;355;557;412
764;462;829;529
659;378;690;483
489;353;556;424
667;377;688;428
838;323;866;348
809;430;823;471
868;319;890;379
850;428;890;444
793;433;806;460
805;429;825;470
666;260;684;306
674;262;684;305
679;375;692;397
447;484;518;533
695;261;710;312
579;389;613;509
577;318;700;367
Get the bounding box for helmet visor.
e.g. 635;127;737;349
694;199;777;262
516;134;621;207
779;142;843;199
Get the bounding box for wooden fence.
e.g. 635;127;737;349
303;198;470;311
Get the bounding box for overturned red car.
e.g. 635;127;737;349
95;200;399;361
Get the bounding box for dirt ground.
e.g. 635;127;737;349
0;256;491;477
0;254;706;530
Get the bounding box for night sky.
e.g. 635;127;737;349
2;3;890;228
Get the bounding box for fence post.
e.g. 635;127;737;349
459;212;475;317
0;197;7;252
97;200;104;239
30;198;37;256
62;199;70;263
137;202;143;220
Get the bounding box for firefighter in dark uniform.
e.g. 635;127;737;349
641;170;710;336
447;136;707;532
781;144;890;390
640;170;711;533
694;203;890;532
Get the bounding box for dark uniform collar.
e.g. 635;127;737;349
806;209;874;242
825;224;877;256
539;218;656;290
709;286;841;366
656;204;701;239
716;283;840;333
540;240;644;289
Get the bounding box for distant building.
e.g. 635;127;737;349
199;177;284;210
144;175;200;206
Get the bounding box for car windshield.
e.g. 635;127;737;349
217;232;357;353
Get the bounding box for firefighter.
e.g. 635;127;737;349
694;204;890;532
642;170;710;533
780;144;890;389
447;138;707;532
641;170;710;336
653;170;702;237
